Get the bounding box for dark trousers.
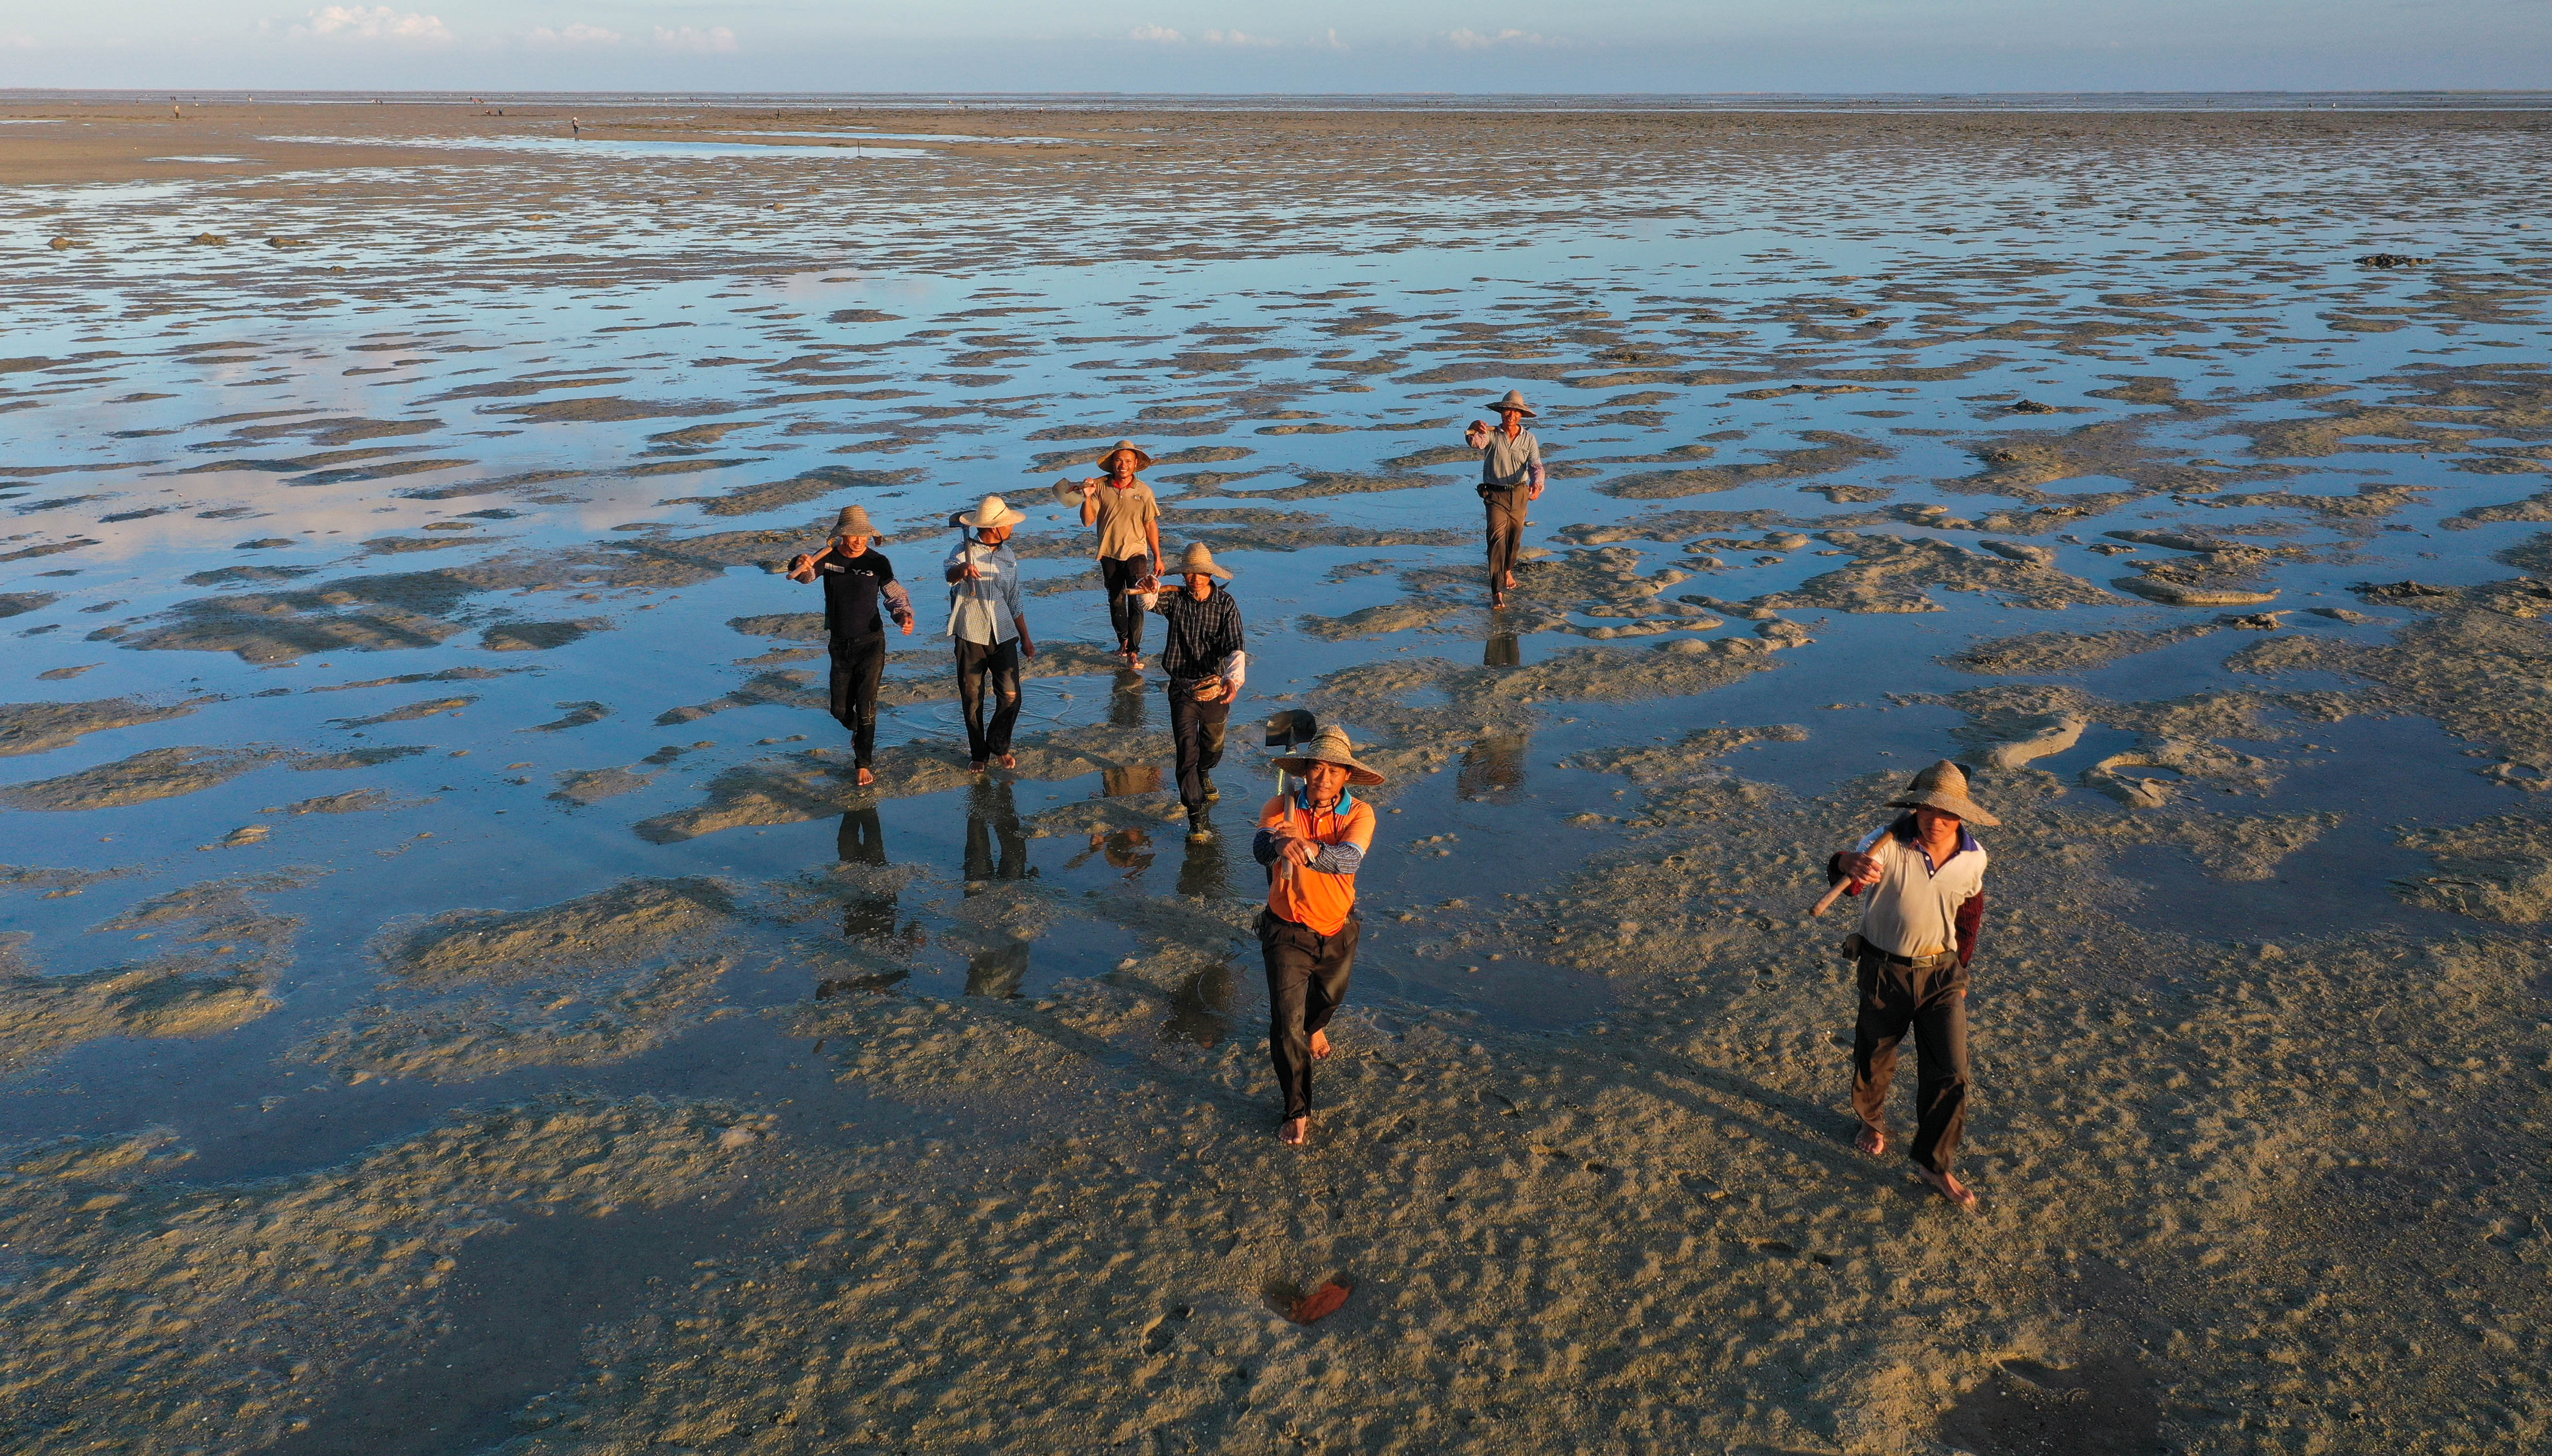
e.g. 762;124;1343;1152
1850;945;1971;1174
952;636;1022;761
1259;909;1359;1122
1165;680;1230;813
827;631;887;767
1483;486;1530;588
1100;553;1151;654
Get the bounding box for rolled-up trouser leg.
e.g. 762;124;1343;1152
1101;553;1150;654
1907;959;1971;1173
1483;486;1530;588
1166;683;1232;812
829;631;886;767
1260;909;1359;1122
954;638;1022;761
1851;948;1914;1135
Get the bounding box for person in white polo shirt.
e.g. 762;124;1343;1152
1827;759;1995;1209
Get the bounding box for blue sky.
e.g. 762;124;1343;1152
6;2;2548;93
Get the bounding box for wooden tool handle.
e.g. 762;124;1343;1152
1810;881;1851;918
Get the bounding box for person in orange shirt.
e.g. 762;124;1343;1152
1252;726;1384;1146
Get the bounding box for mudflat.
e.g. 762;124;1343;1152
3;94;2551;1453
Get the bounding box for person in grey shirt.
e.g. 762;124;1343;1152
941;494;1037;772
1462;389;1547;607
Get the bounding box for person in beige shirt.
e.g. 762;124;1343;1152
1065;440;1165;671
1827;760;1994;1210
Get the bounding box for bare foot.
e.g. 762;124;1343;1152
968;760;988;774
856;766;876;787
1279;1116;1308;1146
1310;1029;1331;1060
1128;656;1144;672
1917;1166;1979;1209
1854;1124;1886;1156
998;753;1017;770
1503;570;1516;590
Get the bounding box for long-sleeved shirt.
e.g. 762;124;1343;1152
1253;785;1375;935
942;539;1023;646
1476;426;1543;490
1150;584;1246;688
813;547;913;640
1826;815;1987;967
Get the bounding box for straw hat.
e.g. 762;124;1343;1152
1886;759;1999;827
1271;725;1386;787
957;493;1026;529
1170;541;1231;580
1481;389;1537;419
829;505;884;539
1094;440;1154;473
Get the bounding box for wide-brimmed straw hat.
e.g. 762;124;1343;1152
830;505;884;539
1482;389;1537;418
1886;759;1999;827
1170;541;1231;580
1271;725;1386;787
1094;440;1154;472
957;493;1027;529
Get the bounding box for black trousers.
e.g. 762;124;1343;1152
1165;679;1231;813
827;631;887;767
952;636;1022;761
1259;909;1359;1122
1850;944;1971;1174
1100;553;1151;655
1482;485;1531;588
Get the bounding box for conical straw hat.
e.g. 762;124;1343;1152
1885;759;1999;827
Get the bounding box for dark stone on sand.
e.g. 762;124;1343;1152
2356;253;2430;269
0;593;57;619
2008;400;2058;414
235;538;299;551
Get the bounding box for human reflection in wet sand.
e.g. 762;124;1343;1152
1483;632;1522;669
961;779;1035;999
1458;732;1532;802
817;806;910;998
1108;669;1149;733
965;940;1032;1000
962;779;1032;891
1066;826;1157;883
1161;957;1238;1046
1176;813;1229;899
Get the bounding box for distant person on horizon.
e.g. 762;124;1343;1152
1826;760;1995;1210
1461;389;1547;608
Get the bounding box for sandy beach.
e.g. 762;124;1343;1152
2;93;2551;1453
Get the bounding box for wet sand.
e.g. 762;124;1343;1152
4;94;2552;1453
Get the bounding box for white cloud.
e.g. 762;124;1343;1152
654;24;737;52
1447;27;1553;50
295;5;452;43
526;22;620;48
1314;28;1347;51
1202;29;1276;47
1128;23;1183;42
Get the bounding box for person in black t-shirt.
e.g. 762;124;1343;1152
788;505;915;786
